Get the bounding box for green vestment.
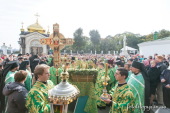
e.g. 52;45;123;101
107;67;117;91
26;80;54;113
49;66;63;85
72;82;98;113
94;69;106;107
127;73;144;113
24;70;32;91
47;57;52;66
126;71;132;82
5;71;17;84
109;83;135;113
5;70;32;91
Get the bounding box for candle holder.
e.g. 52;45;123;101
48;65;80;113
100;63;110;100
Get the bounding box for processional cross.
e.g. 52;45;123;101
40;23;77;113
40;23;74;68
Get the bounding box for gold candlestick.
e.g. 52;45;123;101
100;63;110;100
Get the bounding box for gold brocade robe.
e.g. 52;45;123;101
109;83;135;113
26;80;54;113
94;69;106;107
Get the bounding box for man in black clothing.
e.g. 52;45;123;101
30;55;40;73
155;55;168;105
147;60;160;105
39;57;47;64
161;68;170;108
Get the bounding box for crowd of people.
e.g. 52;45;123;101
0;52;170;113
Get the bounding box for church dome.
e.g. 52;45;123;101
27;22;45;34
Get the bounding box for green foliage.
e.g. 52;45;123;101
89;30;101;51
125;32;141;49
72;28;86;52
139;29;170;42
68;69;98;76
63;28;170;54
158;29;170;39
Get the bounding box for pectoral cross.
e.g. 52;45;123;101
40;23;74;68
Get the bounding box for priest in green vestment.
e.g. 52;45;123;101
131;61;150;113
24;70;32;91
5;62;19;84
103;68;135;113
26;64;54;113
127;61;146;113
107;64;117;91
95;63;106;108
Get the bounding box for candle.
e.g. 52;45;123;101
105;63;108;77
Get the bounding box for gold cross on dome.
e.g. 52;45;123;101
34;13;40;23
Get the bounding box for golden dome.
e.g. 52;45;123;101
27;22;45;34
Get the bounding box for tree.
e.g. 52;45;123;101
158;29;170;39
112;32;140;50
72;28;86;52
125;32;141;49
89;30;101;51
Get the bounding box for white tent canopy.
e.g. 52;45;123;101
120;46;137;55
121;46;137;51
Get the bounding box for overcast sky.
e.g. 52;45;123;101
0;0;170;49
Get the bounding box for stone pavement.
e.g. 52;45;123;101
98;106;110;113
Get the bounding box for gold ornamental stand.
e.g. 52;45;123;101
100;63;110;100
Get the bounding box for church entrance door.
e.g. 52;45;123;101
30;47;43;55
30;40;43;55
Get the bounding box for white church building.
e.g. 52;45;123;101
138;37;170;57
18;17;50;55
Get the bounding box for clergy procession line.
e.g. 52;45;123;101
0;53;170;113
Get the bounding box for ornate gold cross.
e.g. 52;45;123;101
40;23;74;68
